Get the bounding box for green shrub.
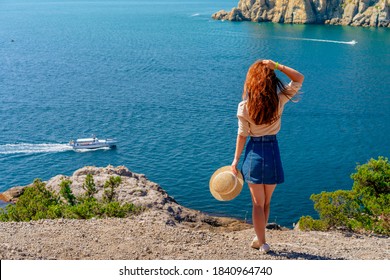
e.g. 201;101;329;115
310;190;360;229
60;179;77;206
1;179;61;221
66;198;142;219
82;174;97;198
0;208;7;221
103;176;122;202
299;157;390;236
298;216;328;231
0;175;143;222
69;197;101;219
101;201;141;218
352;156;389;196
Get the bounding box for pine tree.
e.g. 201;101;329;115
82;174;97;198
103;176;122;202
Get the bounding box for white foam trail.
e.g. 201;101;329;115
281;37;358;45
0;143;73;155
190;13;200;17
217;31;357;45
74;147;110;153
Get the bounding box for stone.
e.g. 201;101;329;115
0;186;25;202
211;10;228;20
266;222;283;230
343;3;359;25
228;8;247;21
353;13;365;22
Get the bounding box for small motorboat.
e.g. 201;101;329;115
69;136;117;150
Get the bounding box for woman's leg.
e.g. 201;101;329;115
264;184;277;225
248;183;277;245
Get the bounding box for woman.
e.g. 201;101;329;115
231;59;304;253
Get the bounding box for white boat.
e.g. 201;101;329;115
69;136;117;150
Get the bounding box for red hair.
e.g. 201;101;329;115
242;61;290;125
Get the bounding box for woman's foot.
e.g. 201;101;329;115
259;243;270;254
251;236;260;249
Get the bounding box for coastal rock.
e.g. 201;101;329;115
284;0;318;24
0;186;25;203
212;8;248;21
212;0;390;27
0;165;251;231
229;8;247;21
343;2;359;25
212;10;229;20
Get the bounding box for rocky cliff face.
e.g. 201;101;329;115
212;0;390;27
0;165;249;230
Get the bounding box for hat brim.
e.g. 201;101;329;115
209;166;244;201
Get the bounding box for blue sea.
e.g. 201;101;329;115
0;0;389;227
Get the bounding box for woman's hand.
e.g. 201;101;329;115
261;59;277;70
231;159;239;176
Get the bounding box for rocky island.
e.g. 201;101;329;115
0;165;389;260
212;0;390;27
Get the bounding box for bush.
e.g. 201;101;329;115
310;190;360;229
299;157;390;236
103;176;122;202
101;201;141;218
0;179;61;221
0;175;143;222
352;156;390;196
60;179;77;206
68;197;102;219
298;216;328;231
82;174;97;198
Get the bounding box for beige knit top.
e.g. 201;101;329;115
237;81;302;137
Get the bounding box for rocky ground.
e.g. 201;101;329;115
0;211;389;260
0;165;389;260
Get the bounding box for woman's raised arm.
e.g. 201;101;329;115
262;60;304;84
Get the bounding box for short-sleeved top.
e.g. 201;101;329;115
237;81;302;137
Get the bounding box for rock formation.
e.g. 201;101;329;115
212;0;390;27
0;165;250;230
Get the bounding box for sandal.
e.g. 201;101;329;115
259;243;270;253
251;236;260;249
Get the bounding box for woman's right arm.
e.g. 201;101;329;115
231;134;247;175
262;60;304;84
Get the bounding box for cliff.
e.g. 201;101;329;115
212;0;390;27
0;165;388;260
0;165;249;230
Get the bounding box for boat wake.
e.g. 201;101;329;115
73;147;111;153
0;143;73;155
190;13;200;17
215;31;357;46
281;37;358;45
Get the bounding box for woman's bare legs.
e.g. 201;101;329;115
248;183;277;245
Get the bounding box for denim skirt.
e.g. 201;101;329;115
241;135;284;184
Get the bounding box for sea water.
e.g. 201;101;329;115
0;0;389;227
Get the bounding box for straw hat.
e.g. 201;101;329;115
209;166;244;201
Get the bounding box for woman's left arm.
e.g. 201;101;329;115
231;134;247;175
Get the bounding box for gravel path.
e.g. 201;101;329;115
1;211;388;260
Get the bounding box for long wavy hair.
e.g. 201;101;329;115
242;60;290;125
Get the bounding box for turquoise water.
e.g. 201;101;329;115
0;0;389;227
